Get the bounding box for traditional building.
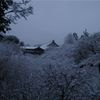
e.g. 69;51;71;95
21;40;59;55
47;40;59;48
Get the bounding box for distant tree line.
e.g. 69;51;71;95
0;33;24;46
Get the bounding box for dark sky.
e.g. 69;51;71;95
10;0;100;45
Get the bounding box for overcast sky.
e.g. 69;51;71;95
10;0;100;45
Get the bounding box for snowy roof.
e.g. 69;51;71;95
20;46;37;49
47;40;59;47
20;40;59;50
41;44;49;49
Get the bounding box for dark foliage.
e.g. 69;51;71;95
0;0;13;33
0;0;33;33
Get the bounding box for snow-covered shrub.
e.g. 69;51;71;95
0;42;20;81
0;55;40;100
0;42;40;100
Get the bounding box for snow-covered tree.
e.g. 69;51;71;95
64;33;74;44
0;31;100;100
74;32;100;63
